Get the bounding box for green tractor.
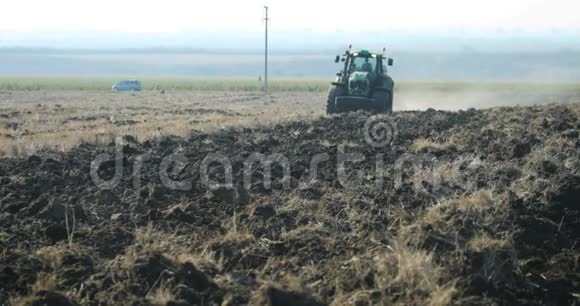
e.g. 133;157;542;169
327;48;395;114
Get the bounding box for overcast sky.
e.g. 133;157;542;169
1;0;579;33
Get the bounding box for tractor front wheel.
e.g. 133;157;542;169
326;86;346;114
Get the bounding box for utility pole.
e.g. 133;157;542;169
264;5;269;94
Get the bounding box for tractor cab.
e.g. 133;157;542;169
348;51;378;74
337;50;392;83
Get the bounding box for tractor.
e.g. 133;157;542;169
327;48;394;114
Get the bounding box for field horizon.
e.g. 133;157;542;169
2;76;580;92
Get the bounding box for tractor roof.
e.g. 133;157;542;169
358;50;371;56
351;50;383;59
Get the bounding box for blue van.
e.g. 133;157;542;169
112;80;142;92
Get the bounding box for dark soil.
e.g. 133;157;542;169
1;104;579;305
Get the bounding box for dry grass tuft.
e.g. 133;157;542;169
146;282;176;306
31;272;58;292
468;234;513;252
332;241;457;306
412;138;457;153
424;190;496;223
111;224;194;272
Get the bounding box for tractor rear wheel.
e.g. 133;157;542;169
372;90;393;113
326;86;346;114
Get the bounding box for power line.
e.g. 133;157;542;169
264;5;269;94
